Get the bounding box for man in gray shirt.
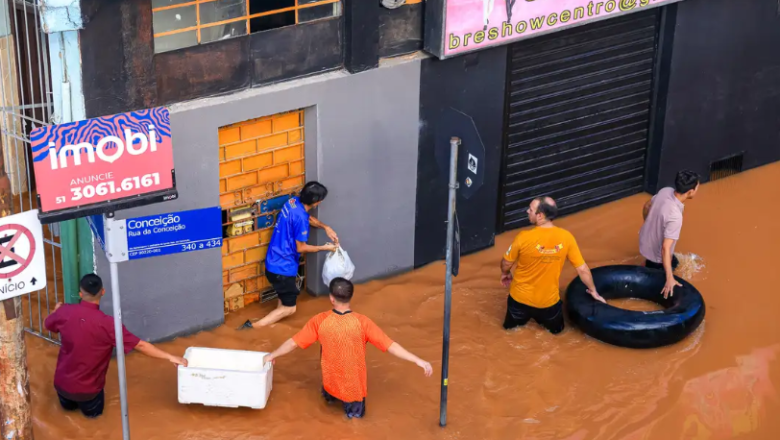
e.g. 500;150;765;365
639;170;700;298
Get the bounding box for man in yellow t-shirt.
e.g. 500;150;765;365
500;197;605;334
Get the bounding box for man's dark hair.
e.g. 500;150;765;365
329;277;354;303
674;170;700;194
300;181;328;206
535;196;558;221
80;274;103;296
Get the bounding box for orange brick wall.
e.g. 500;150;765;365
219;111;306;210
219;110;306;313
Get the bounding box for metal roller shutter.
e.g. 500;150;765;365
499;10;661;231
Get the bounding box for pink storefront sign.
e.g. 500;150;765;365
30;107;178;223
425;0;682;59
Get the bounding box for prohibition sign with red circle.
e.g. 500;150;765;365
0;223;36;279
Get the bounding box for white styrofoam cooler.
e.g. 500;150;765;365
178;347;273;409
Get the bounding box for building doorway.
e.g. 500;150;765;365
217;109;306;313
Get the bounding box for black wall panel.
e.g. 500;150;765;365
415;47;507;268
157;37;252;105
379;4;424;58
250;19;343;85
656;0;780;188
344;0;379;72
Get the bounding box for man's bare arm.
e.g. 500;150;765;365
309;216;327;229
309;216;338;243
500;258;513;274
262;338;299;366
662;239;675;277
660;238;681;298
387;343;433;376
135;341;187;366
575;264;606;303
296;240;336;254
500;258;514;287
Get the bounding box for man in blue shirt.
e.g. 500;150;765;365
240;181;338;329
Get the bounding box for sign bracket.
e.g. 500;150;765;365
104;216;129;263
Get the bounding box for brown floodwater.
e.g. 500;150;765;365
607;298;665;313
25;162;780;439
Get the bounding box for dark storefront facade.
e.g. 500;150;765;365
66;0;780;340
415;0;780;266
654;0;780;186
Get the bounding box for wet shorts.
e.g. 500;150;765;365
266;271;300;307
503;296;564;335
322;387;366;419
57;389;105;418
645;255;680;271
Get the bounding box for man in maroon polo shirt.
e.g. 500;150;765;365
44;274;186;418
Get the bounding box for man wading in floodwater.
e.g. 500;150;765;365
640;170;700;298
239;181;339;330
261;278;432;419
500;197;605;334
44;274;187;418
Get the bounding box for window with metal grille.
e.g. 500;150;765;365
152;0;342;54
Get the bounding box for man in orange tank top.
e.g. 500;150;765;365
500;197;605;334
262;278;433;418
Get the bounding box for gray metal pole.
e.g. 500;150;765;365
110;260;131;440
107;217;131;440
439;137;459;427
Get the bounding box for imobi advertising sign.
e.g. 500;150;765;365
424;0;682;59
30;107;178;223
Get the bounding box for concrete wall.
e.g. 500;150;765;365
97;59;422;342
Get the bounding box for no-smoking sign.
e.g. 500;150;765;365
0;210;46;301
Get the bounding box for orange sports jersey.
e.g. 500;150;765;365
503;226;585;309
292;310;394;403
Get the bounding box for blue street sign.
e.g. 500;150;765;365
125;207;222;260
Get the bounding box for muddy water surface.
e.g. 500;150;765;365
607;298;665;313
26;163;780;439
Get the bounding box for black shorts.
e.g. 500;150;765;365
322;387;366;419
645;255;680;271
503;296;565;335
266;271;300;307
58;389;104;418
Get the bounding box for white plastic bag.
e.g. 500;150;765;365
322;246;355;287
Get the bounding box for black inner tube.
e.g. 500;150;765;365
565;265;705;349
